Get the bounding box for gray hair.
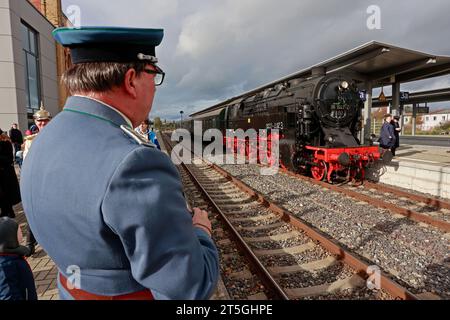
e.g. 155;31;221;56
62;62;148;94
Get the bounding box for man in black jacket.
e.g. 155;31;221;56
9;124;23;164
0;129;21;218
390;116;401;156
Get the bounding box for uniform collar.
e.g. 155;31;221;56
65;96;133;128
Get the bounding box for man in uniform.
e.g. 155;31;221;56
22;104;52;160
20;26;219;300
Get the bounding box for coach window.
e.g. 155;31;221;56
22;22;41;116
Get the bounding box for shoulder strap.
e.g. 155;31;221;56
120;125;156;148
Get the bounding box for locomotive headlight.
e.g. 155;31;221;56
340;81;349;90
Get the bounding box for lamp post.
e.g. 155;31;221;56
180;111;184;129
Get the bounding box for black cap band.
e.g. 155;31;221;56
70;44;156;64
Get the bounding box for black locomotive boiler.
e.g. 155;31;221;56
186;72;380;183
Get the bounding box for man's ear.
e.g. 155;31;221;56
123;68;138;99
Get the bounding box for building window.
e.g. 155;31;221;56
443;116;447;121
404;117;409;123
426;117;429;121
21;22;41;115
433;116;437;121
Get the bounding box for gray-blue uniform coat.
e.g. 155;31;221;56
20;96;219;300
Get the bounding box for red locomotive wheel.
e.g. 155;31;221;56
311;161;328;181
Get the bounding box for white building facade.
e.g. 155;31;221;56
0;0;59;133
404;110;450;131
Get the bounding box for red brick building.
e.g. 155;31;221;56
29;0;72;109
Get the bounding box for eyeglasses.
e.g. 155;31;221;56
143;65;165;86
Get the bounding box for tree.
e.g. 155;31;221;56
431;121;450;135
154;117;162;131
371;107;389;135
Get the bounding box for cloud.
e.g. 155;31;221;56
62;0;450;119
64;0;180;26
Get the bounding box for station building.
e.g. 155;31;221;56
0;0;70;132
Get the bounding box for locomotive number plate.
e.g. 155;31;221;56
266;122;284;130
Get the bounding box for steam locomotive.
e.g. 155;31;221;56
185;72;380;183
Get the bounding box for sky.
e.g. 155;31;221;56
61;0;450;120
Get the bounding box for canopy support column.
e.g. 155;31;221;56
362;82;373;144
391;82;400;116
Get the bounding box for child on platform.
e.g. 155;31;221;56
0;217;37;300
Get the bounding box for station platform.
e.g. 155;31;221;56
367;144;450;199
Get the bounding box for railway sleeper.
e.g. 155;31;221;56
244;231;300;243
230;214;277;223
269;256;337;275
219;202;261;211
253;242;316;256
238;221;285;232
212;196;255;204
284;274;365;299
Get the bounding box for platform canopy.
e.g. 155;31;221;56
372;87;450;107
191;41;450;117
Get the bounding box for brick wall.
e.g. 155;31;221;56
29;0;42;11
28;0;62;26
27;0;71;110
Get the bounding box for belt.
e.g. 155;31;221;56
59;274;154;300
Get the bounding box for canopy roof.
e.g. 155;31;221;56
191;41;450;117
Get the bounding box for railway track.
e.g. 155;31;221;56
161;132;418;300
277;168;450;233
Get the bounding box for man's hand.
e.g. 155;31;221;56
192;208;212;237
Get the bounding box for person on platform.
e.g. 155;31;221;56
22;105;52;160
0;129;21;219
0;217;37;301
391;116;401;157
20;26;219;300
379;114;396;156
149;127;161;150
21;106;52;257
135;119;151;141
135;120;161;150
9;124;23;164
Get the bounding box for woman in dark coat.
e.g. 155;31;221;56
0;129;21;218
378;114;396;157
